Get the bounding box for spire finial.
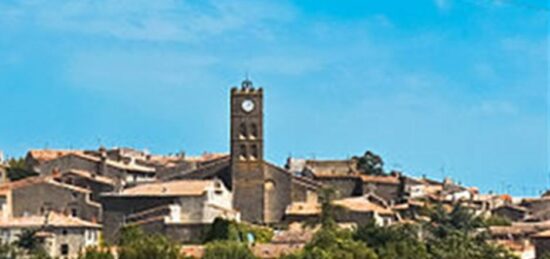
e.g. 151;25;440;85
241;71;253;89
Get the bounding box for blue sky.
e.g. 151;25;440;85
0;0;548;195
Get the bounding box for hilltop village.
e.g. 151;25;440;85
1;81;549;259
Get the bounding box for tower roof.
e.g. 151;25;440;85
241;79;253;89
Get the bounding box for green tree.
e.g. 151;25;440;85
284;187;377;259
354;222;428;259
117;226;182;259
427;231;517;259
203;241;256;259
13;229;44;254
6;157;37;181
203;218;273;244
0;242;20;259
78;247;114;259
353;151;385;176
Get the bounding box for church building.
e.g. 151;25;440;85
167;79;320;224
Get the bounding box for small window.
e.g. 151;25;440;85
239;123;247;138
239;144;247;160
71;208;78;217
250;123;258;138
265;180;275;191
60;244;69;256
62;229;68;236
250;145;258;160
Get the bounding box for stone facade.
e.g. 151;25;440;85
228;81;320;225
100;179;237;244
0;212;101;259
532;231;550;258
29;151;156;188
230;82;265;224
54;170;116;202
0;176;101;222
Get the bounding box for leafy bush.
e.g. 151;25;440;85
203;218;273;244
117;226;182;259
203;241;256;259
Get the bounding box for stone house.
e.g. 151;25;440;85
532;230;550;258
53;169;116;203
492;205;530;222
27;150;156;187
0;176;101;222
101;178;238;244
360;175;401;203
285;194;398;227
0;211;101;259
333;194;399;226
0;164;7;185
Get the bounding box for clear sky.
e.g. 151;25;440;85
0;0;548;195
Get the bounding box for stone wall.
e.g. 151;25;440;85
101;196;177;243
314;177;362;199
12;182;100;222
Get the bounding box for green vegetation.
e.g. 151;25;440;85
204;218;273;244
484;214;512;226
283;187;378;259
354;223;428;259
203;241;256;259
0;242;19;259
6;157;37;181
353;151;385;176
78;247;114;259
117;226;182;259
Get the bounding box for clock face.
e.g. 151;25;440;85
241;99;255;113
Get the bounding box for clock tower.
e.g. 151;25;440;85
230;79;265;223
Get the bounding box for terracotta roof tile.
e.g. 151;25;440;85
60;169;116;186
285;202;321;216
0;212;101;228
0;176;91;193
360;175;400;185
333;195;395;215
103;179;216;197
28;150;83;162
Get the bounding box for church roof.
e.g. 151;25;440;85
102;179;220;197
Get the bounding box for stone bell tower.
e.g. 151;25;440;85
230;79;265;223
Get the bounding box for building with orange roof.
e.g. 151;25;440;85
0;175;100;222
29;148;156;187
0;211;101;259
101;178;238;243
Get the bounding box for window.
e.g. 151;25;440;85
239;123;247;138
250;123;258;138
250;145;259;160
71;208;78;217
265;180;275;191
60;244;69;256
239;144;247;160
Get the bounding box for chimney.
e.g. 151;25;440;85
97;147;108;176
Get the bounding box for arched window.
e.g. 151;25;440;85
239;123;247;139
250;144;258;160
250;123;258;138
265;180;276;191
239;144;247;160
